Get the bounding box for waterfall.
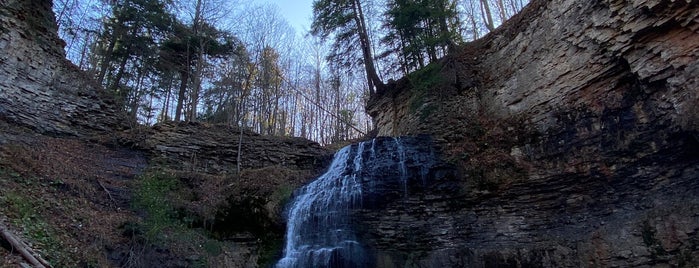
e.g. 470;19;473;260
276;136;439;268
394;137;408;197
276;142;368;268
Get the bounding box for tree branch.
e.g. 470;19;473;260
97;179;118;210
0;222;52;268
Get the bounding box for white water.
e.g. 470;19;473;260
394;137;409;197
276;143;368;268
276;137;437;268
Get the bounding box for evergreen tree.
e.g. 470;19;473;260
93;0;174;120
158;20;237;122
382;0;461;73
311;0;384;95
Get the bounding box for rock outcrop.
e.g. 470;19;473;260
119;122;332;174
366;0;699;267
0;0;125;136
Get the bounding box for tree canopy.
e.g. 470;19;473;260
54;0;529;143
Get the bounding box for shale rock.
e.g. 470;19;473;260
119;122;332;174
366;0;699;267
0;0;125;136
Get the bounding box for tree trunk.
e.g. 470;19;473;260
237;119;244;175
480;0;496;32
175;69;189;122
351;0;383;95
129;70;146;122
495;0;508;22
187;0;205;122
96;28;118;86
469;10;480;39
0;223;51;268
109;54;129;100
161;77;173;122
188;51;204;122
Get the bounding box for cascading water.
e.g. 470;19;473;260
276;142;368;268
276;137;440;268
394;137;409;197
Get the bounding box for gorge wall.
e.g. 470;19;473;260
0;0;125;136
366;0;699;267
0;2;332;266
118;122;331;175
369;0;698;136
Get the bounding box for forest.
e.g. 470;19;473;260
53;0;528;144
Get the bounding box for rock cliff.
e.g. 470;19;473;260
0;0;125;136
0;1;332;266
366;0;699;267
118;122;331;174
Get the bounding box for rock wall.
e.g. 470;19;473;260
119;122;332;174
366;0;699;267
115;122;334;266
0;0;124;136
369;0;698;137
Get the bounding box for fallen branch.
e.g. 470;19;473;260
0;222;52;267
97;179;118;210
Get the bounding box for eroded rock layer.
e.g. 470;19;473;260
366;0;699;267
0;0;124;136
119;122;332;174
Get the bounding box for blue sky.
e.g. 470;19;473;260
262;0;314;32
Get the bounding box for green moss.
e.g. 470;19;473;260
2;191;34;217
131;170;240;266
677;248;693;267
407;62;443;92
270;184;294;207
203;240;223;256
133;171;184;241
258;235;285;268
407;62;444;113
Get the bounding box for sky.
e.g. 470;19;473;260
261;0;314;33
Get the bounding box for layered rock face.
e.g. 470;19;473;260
0;0;124;136
369;0;698;136
119;122;332;174
366;0;699;267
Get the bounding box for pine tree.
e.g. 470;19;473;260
159;20;237;122
311;0;384;95
93;0;174;119
382;0;461;73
